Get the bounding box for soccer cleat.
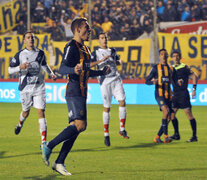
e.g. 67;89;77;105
42;142;52;166
104;136;111;146
186;136;198;143
119;130;130;139
153;137;163;143
14;124;22;135
170;133;180;140
164;136;172;143
52;163;72;176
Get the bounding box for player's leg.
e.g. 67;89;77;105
170;108;180;140
42;96;85;172
101;83;112;146
33;93;47;144
184;108;198;142
112;78;129;139
15;92;32;135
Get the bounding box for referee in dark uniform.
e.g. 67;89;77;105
146;49;182;144
42;17;110;175
170;51;198;142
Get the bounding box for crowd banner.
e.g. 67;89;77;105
159;21;207;35
53;39;152;79
158;32;207;80
0;0;22;33
0;81;207;105
0;34;51;78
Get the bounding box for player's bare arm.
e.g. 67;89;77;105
90;55;110;67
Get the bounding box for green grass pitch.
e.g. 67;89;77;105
0;103;207;180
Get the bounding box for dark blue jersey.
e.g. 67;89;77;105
146;63;177;100
59;39;104;97
172;63;192;93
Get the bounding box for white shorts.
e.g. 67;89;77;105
100;78;125;108
20;91;46;111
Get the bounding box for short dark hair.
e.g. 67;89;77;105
172;50;182;58
159;48;167;54
98;32;106;38
71;17;87;34
23;31;33;40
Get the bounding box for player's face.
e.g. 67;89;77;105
79;21;91;41
159;50;168;64
99;34;108;48
172;53;181;64
24;33;35;49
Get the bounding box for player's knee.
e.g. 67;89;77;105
119;100;125;107
22;110;30;118
74;120;87;132
104;107;110;113
37;109;45;118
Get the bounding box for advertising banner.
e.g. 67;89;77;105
53;39;152;79
0;82;207;105
158;33;207;80
0;0;22;33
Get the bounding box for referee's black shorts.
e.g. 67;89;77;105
172;90;192;109
65;96;87;123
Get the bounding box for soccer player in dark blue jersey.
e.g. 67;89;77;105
170;51;198;142
146;49;182;144
42;17;110;176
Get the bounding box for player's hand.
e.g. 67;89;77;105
75;64;82;75
102;66;111;75
116;59;121;65
152;78;158;84
101;55;110;62
192;89;196;99
20;62;29;70
51;74;57;81
178;79;183;86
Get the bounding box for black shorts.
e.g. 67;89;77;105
155;96;174;113
172;91;191;109
65;96;87;123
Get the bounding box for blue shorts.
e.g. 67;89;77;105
155;96;174;113
65;96;87;123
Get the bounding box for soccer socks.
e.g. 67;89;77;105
47;124;79;150
162;119;168;135
157;119;168;137
190;118;197;137
18;112;26;127
55;134;78;164
119;107;126;131
103;112;110;136
39;118;47;143
172;118;179;134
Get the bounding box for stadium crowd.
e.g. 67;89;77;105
16;0;207;41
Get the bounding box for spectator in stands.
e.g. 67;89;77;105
129;19;143;40
181;5;192;21
191;3;201;21
16;20;27;35
33;1;45;23
157;1;165;22
19;5;27;24
51;21;65;41
163;1;178;21
101;17;113;33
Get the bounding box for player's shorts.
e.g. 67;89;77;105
155;96;174;113
20;91;46;111
100;77;125;108
172;91;191;109
65;96;87;123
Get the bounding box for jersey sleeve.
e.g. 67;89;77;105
41;53;47;66
186;65;193;75
90;51;97;62
59;44;76;74
145;65;156;85
10;52;20;67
